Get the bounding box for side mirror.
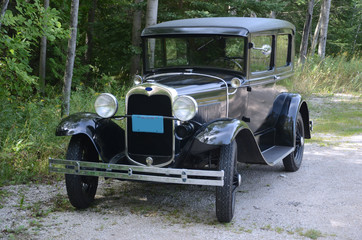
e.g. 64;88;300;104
250;42;272;56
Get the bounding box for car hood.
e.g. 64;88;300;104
145;71;243;95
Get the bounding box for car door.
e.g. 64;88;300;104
244;34;278;149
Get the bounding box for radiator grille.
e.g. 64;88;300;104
127;94;173;165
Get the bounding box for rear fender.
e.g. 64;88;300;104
275;94;311;147
56;112;125;163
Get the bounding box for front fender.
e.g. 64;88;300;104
189;119;248;155
56;112;125;163
190;118;266;164
195;119;249;145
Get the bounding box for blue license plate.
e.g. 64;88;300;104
132;115;164;134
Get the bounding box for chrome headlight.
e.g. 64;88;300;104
173;96;198;121
94;93;118;118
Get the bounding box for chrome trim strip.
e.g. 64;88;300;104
145;72;230;117
49;158;224;187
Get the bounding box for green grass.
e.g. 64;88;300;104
306;95;361;146
0;84;129;187
287;54;362;95
309;96;361;136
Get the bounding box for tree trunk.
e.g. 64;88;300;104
298;0;314;65
318;0;331;59
145;0;158;27
269;11;276;19
310;13;321;55
62;0;79;117
85;0;96;83
130;0;143;77
352;23;361;54
145;0;158;68
0;0;10;30
39;0;49;96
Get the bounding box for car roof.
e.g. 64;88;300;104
141;17;295;37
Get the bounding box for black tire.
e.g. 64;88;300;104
65;135;99;209
216;141;239;223
283;113;305;172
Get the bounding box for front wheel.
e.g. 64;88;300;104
216;141;240;223
283;113;305;172
65;135;99;209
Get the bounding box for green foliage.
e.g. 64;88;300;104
327;0;362;55
91;0;134;76
0;0;67;98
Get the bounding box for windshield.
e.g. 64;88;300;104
144;36;246;73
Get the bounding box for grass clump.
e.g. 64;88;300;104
288;54;362;95
0;189;10;208
297;228;323;239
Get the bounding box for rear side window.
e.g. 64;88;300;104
276;34;291;68
250;35;273;73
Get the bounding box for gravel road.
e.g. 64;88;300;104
1;96;361;240
1;138;361;240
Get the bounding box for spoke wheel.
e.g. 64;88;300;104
283;113;305;172
216;141;239;223
65;135;99;209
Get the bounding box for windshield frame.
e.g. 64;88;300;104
142;35;247;75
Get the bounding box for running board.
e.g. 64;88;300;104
262;146;294;166
49;158;224;186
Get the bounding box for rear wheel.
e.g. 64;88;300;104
283;113;305;172
216;141;240;223
65;135;99;209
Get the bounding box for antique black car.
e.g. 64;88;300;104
49;17;312;223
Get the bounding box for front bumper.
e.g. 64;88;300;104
49;158;224;187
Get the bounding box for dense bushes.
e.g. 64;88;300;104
0;0;67;98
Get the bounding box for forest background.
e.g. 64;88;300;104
0;0;361;186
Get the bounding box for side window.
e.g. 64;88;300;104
276;35;290;68
250;35;273;73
